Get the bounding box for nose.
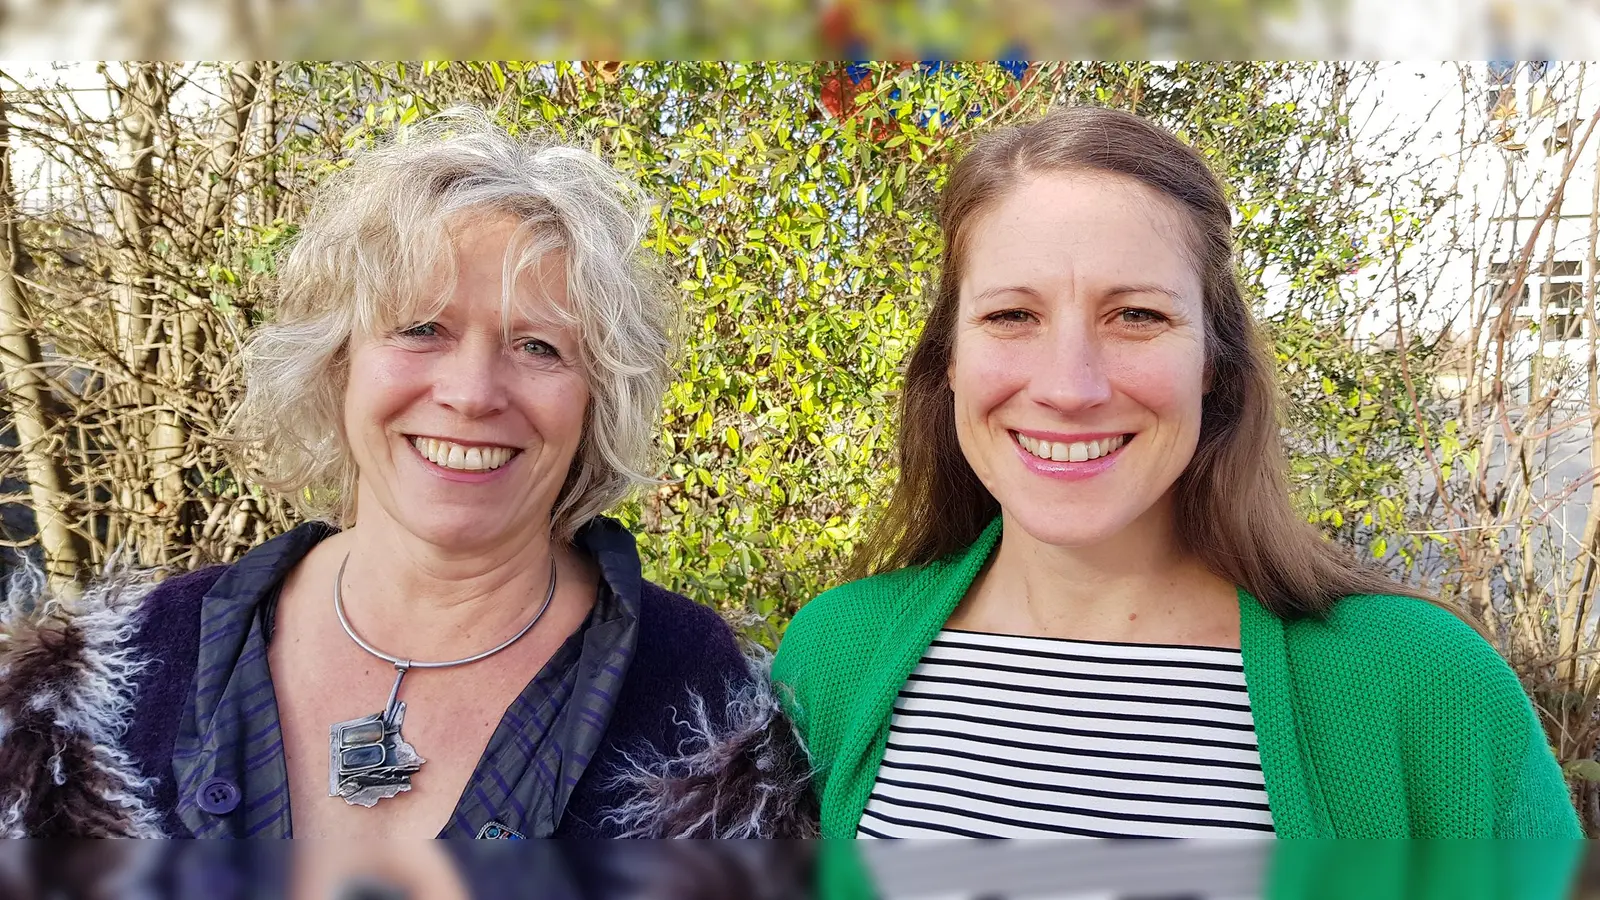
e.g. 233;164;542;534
432;337;509;418
1029;316;1113;412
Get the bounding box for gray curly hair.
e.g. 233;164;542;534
231;108;674;541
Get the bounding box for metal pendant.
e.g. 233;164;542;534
328;663;426;807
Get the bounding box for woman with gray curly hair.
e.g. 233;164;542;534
0;110;812;839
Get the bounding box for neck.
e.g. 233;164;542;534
328;513;568;662
954;499;1240;646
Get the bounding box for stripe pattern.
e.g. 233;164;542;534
858;629;1275;839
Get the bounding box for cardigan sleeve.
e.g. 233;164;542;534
1377;598;1583;838
1448;642;1584;838
1499;712;1586;837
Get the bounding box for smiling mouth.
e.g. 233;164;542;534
1013;432;1132;463
410;437;521;472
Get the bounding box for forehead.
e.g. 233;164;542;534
401;213;577;330
960;171;1201;299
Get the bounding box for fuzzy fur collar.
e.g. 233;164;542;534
0;562;166;837
603;651;818;838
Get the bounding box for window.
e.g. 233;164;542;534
1538;311;1582;339
1529;61;1556;118
1486;260;1530;306
1543;281;1584;307
1499;258;1592;341
1539;275;1588;341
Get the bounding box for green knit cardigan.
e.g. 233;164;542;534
771;518;1582;838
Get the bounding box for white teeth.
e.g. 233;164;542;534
411;437;516;472
1016;433;1129;463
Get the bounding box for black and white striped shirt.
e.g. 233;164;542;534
859;629;1276;839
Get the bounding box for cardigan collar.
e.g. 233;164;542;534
824;516;1332;837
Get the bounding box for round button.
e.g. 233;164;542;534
196;777;241;815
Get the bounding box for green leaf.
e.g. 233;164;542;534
1565;760;1600;782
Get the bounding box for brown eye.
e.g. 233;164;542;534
986;309;1035;325
1118;308;1166;325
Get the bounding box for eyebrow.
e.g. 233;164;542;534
972;283;1185;303
972;285;1042;304
1107;283;1185;300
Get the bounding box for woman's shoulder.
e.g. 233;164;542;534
781;564;930;644
770;566;935;724
1290;592;1500;672
1281;592;1532;718
633;580;746;679
583;580;817;838
1;561;224;666
1282;592;1578;836
134;565;227;629
782;525;1001;654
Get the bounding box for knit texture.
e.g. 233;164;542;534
771;517;1582;838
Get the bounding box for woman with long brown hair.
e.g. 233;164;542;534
771;106;1579;838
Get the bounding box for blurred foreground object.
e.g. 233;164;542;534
0;0;1594;58
0;841;817;900
0;840;1584;900
861;840;1585;899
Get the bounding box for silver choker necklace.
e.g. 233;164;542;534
326;553;557;807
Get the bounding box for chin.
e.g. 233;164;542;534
399;512;510;551
1002;504;1133;550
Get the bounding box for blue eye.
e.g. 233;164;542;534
399;321;438;338
521;338;559;358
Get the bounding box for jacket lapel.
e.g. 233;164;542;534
1237;590;1332;836
822;519;1003;837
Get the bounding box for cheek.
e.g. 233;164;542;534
949;335;1028;420
344;346;427;427
523;376;590;444
1108;345;1207;430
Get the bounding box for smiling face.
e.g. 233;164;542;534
948;170;1208;550
342;214;589;553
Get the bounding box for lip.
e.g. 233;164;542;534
406;433;524;450
406;435;522;484
1010;430;1132;482
1012;429;1130;444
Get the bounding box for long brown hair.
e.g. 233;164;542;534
850;106;1420;618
